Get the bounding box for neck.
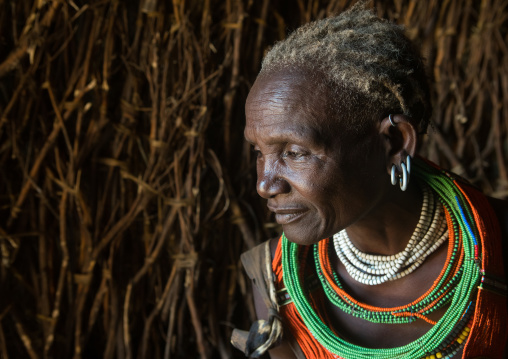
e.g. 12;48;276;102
344;182;423;255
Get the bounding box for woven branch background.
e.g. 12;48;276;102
0;0;506;358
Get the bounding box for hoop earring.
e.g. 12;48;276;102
391;165;397;185
390;155;412;190
400;162;408;191
389;114;396;127
406;155;411;181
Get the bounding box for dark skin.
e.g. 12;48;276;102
244;68;508;358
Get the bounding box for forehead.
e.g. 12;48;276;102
245;68;336;145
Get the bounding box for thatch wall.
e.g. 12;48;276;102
0;0;506;358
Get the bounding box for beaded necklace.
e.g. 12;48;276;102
334;185;449;285
316;222;463;325
281;158;482;358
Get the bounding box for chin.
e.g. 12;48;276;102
282;226;323;246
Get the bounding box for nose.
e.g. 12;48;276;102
256;165;290;199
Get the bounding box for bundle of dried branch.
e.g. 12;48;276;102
0;1;506;358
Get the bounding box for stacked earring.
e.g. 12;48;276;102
391;155;411;191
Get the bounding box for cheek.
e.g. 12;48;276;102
299;174;343;212
307;168;360;214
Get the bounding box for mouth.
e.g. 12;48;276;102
267;205;308;225
274;212;307;225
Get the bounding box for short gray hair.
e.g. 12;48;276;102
260;4;432;134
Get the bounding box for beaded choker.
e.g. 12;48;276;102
334;185;449;285
281;158;482;358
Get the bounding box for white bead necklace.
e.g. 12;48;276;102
333;186;448;285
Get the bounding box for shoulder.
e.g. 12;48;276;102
248;237;301;359
240;238;279;278
241;238;280;307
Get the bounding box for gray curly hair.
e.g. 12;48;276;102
260;4;432;134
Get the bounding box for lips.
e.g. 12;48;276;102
267;204;308;225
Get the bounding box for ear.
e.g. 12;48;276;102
379;114;418;173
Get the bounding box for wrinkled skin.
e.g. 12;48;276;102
243;68;508;358
245;68;421;253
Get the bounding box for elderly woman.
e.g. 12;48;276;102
232;4;508;359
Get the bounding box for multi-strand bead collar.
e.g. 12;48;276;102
281;158;482;358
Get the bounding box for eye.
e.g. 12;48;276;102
282;146;308;160
282;150;301;158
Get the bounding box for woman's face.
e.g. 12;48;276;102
244;68;390;245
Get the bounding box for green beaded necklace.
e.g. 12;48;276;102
314;235;462;325
281;159;481;358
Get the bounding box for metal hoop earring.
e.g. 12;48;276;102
389;114;396;127
406;155;411;180
399;162;408;191
391;165;397;185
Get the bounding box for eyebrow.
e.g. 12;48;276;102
251;124;324;149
